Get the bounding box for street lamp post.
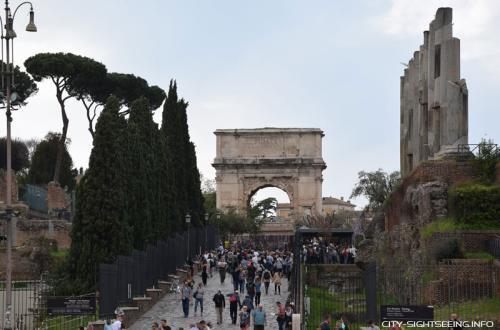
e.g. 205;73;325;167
204;212;209;251
185;214;191;259
0;2;37;329
216;213;221;244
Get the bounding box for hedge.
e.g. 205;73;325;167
449;184;500;228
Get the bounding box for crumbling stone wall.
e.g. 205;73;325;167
47;181;71;211
400;7;468;177
15;219;71;249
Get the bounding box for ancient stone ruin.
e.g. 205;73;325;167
400;7;468;177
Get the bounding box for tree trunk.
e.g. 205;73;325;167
53;90;69;183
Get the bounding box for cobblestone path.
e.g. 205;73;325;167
128;272;289;330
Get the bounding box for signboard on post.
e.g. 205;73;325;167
381;305;434;322
47;296;97;316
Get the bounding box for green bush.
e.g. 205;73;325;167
420;218;459;239
433;238;463;262
449;184;500;229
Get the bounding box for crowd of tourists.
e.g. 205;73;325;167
302;237;356;264
172;243;295;329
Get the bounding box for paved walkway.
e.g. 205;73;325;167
128;272;289;330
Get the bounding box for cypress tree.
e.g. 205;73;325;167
125;97;156;249
161;81;204;229
68;96;131;292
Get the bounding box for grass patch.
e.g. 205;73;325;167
44;315;96;330
421;218;459;239
306;286;366;330
51;249;69;258
464;251;495;260
434;297;500;321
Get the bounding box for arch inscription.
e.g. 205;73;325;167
212;128;326;221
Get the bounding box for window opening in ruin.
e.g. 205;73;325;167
407;154;413;172
434;44;441;78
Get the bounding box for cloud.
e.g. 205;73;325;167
373;0;500;79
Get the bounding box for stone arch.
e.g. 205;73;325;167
213;128;326;222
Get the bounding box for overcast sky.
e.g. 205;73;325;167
6;0;500;208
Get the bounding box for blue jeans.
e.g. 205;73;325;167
182;298;189;317
194;298;203;314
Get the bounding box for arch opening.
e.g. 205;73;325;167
247;186;291;222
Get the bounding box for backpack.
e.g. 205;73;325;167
263;271;271;280
229;294;237;303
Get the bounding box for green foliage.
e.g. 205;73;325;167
472;139;499;184
27;132;76;190
420;218;459;239
211;210;260;237
68;96;132;292
24;52;107;183
0;61;38;106
449;184;500;229
161;81;204;230
464;251;495;260
350;169;401;211
0;138;30;171
203;192;216;216
433;238;463;262
249;197;277;219
124;97;156;249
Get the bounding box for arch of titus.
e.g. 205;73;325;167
212;128;326;220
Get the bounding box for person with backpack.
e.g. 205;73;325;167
246;279;256;302
241;294;254;313
254;276;262;305
193;283;204;316
275;301;286;330
262;269;271;295
239;306;250;330
228;290;241;325
212;290;225;325
273;271;282;295
218;257;228;284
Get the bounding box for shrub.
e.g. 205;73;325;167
449;184;500;229
421;218;458;239
433;238;463;262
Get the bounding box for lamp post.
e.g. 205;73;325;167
204;212;209;251
1;2;37;329
185;214;191;259
216;213;221;244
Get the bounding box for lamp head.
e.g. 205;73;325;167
26;9;37;32
185;214;191;224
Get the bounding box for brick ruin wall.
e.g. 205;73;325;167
14;219;71;249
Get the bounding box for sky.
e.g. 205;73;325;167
6;0;500;209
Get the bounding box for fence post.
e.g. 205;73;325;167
364;261;377;322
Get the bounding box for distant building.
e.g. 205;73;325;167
322;196;356;215
276;203;292;220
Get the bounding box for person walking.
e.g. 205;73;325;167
201;267;208;286
241;294;254;313
254;277;262;305
252;304;266;330
180;281;192;318
239;269;246;293
229;290;242;325
212;290;225;325
275;302;286;330
262;269;271;295
273;271;282;295
239;306;250;330
218;258;228;284
193;283;204;316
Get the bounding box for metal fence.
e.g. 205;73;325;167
378;263;500;326
0;280;47;330
99;225;218;317
488;236;500;259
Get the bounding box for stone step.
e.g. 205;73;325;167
146;288;162;302
132;296;152;311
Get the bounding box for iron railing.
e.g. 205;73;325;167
488;236;500;259
98;225;219;317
